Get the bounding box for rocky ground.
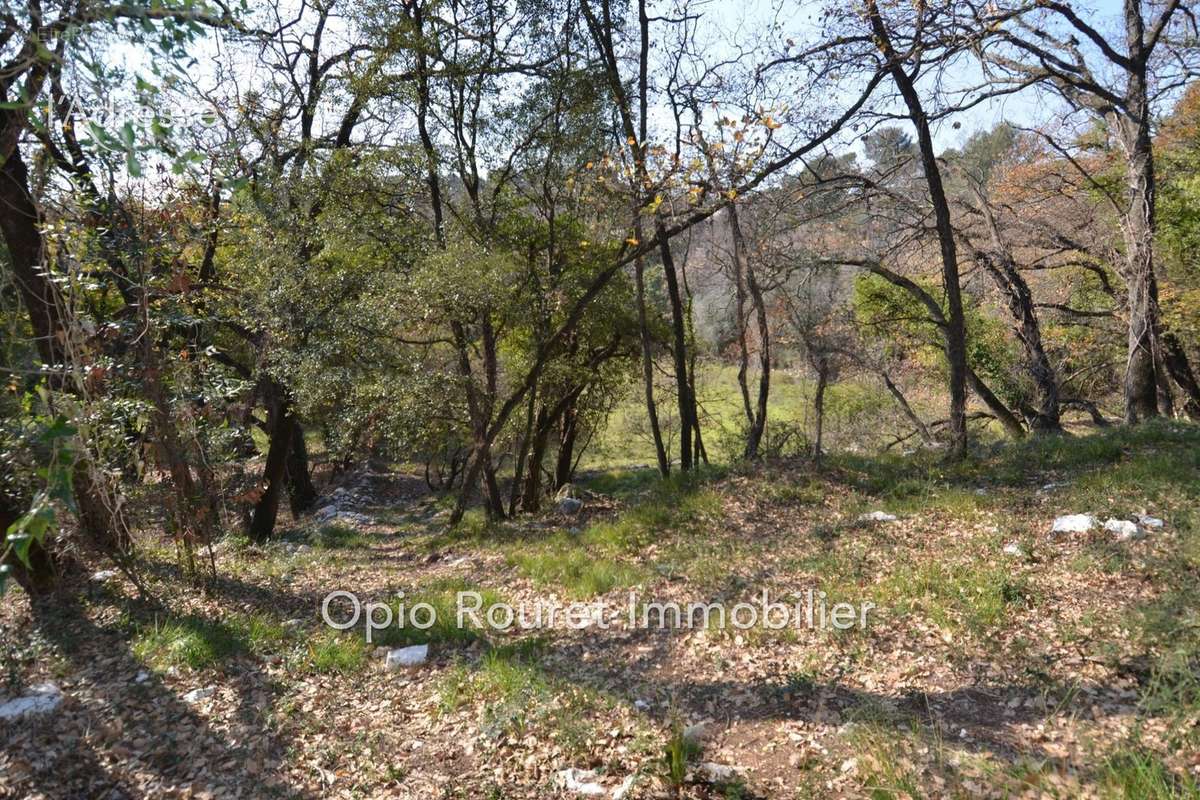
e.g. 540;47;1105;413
2;422;1199;799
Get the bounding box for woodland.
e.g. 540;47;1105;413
2;0;1200;798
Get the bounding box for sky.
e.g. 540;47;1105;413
95;0;1140;174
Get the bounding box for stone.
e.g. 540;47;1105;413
90;569;118;582
557;497;584;515
0;683;62;721
1136;514;1165;529
1104;518;1143;542
1050;514;1096;534
698;763;740;783
555;768;606;796
385;644;428;670
1002;542;1027;558
555;483;579;501
182;686;215;704
134;670;150;684
611;775;636;800
683;720;710;743
282;618;304;630
857;511;897;523
633;698;650;712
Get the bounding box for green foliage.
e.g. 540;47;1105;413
367;578;507;648
661;723;702;787
299;632;368;675
131;612;286;672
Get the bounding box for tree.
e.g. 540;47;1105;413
978;0;1200;422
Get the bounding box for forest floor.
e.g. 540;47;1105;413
2;421;1200;799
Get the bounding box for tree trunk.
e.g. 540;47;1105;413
881;372;934;445
521;407;553;513
249;383;294;541
634;248;670;476
812;355;829;463
555;400;580;489
286;421;317;517
1162;332;1200;420
867;1;969;458
1116;9;1162;424
965;367;1026;439
728;205;770;459
0;134;129;562
657;226;695;470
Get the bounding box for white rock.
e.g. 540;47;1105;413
1050;514;1096;534
611;775;636;800
557;497;584;515
1104;518;1143;541
315;505;339;521
857;511;898;523
633;698;650;712
90;569;118;582
385;644;428;670
698;762;740;782
282;618;304;630
182;686;216;704
556;768;606;796
1002;542;1027;558
134;670;150;684
0;683;62;721
1136;514;1165;529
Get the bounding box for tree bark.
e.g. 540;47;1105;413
286;421;317;517
0;127;130;562
811;354;829;463
1161;332;1200;420
867;0;969;458
728;205;770;459
657;227;696;470
881;371;934;445
249;382;295;541
965;367;1026;440
1117;2;1163;424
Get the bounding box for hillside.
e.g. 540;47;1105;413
3;423;1198;798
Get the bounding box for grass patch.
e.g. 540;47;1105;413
505;470;722;597
1100;749;1200;799
509;545;647;599
297;631;367;674
312;522;369;549
437;639;608;752
873;559;1031;635
368;578;507;647
131;612;287;672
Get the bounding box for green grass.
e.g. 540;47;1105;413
312;522;369;549
873;559;1031;635
367;578;507;647
503;468;724;597
508;547;647;598
131;612;287;671
439;638;604;746
1100;750;1200;799
299;631;367;674
661;722;703;788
